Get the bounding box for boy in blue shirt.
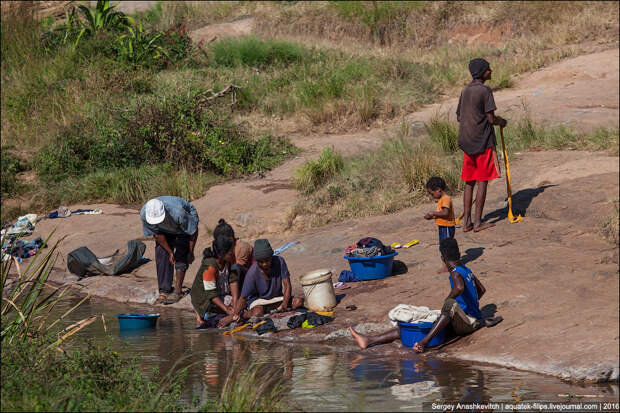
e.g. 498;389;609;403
349;238;501;353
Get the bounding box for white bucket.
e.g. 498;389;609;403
299;269;337;312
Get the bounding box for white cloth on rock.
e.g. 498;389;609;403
388;304;440;326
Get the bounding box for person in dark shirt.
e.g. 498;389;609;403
456;58;508;232
231;239;303;320
140;196;199;305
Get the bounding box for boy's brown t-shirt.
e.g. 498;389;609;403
435;194;455;227
456;81;497;156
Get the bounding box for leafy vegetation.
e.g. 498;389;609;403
0;150;27;198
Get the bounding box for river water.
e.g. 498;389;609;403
58;295;618;412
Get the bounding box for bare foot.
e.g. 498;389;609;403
349;327;370;349
463;223;474;232
413;342;426;353
473;222;496;232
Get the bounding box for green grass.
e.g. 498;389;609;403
425;114;459;153
295;147;344;194
287;122;463;229
287;118;619;230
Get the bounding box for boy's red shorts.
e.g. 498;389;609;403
461;147;500;182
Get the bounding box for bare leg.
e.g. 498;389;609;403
463;181;475;232
473;180;495;232
173;269;186;296
349;326;400;349
414;315;450;353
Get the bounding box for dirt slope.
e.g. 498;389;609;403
28;49;619;381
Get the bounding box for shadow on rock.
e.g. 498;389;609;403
483;184;556;224
392;260;408;276
480;303;497;318
460;247;484;265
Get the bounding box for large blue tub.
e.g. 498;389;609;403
344;252;398;280
397;321;446;348
117;313;160;330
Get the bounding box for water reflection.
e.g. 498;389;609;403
56;295;618;411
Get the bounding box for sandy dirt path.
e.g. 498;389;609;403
28;49;619;382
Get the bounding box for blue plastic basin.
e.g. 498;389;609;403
344;252;398;280
117;313;159;330
397;321;446;348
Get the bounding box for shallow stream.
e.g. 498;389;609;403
59;295;618;411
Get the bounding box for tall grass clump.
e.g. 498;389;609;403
600;200;619;245
295;147;344;194
0;149;27;198
425;114;459;153
201;364;288;412
211;36;308;68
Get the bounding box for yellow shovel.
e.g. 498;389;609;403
499;127;523;223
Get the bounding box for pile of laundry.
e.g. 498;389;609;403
1;237;46;261
345;237;394;258
202;309;334;335
388;304;440;326
1;208;103;238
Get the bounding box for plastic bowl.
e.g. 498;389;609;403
397;321;446;348
116;313;160;330
344;252;398;280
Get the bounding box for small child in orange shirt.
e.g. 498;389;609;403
424;176;456;241
424;177;456;273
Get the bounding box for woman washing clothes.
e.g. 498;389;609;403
190;236;240;329
212;219;253;287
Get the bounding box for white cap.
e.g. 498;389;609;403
145;199;165;225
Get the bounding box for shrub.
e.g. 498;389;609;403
600;200;619;245
0;150;27;198
1;338;185;412
295;147;344;194
36;94;297;183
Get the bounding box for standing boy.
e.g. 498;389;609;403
141;196;199;305
424;176;456;241
456;58;507;232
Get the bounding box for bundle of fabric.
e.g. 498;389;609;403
345;237;394;257
388;304;440;326
66;240;146;278
1;237;45;259
5;214;38;236
287;312;333;329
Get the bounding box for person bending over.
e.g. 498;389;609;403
350;238;501;353
231;239;303;321
190;236;240;328
141;196;199;305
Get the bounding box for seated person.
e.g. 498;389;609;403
212;218;253;286
190;236;239;328
231;239;304;320
349;237;501;353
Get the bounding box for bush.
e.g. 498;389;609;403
295;147;344;194
1;338;185;412
36;94;297;182
0;150;27;198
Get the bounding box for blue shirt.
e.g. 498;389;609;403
140;196;199;237
449;265;482;319
241;256;290;300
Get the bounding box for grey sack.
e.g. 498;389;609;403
67;240;146;278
